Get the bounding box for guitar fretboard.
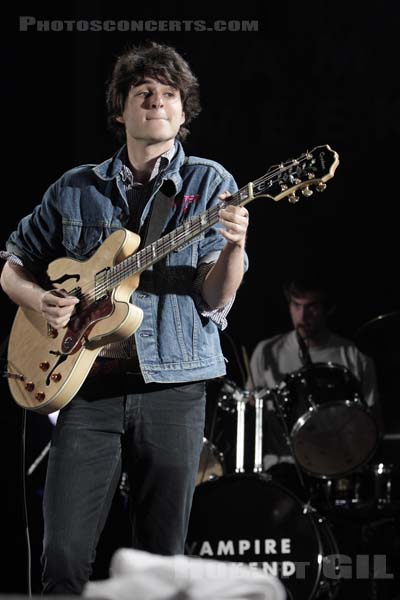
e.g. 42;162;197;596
92;145;338;296
105;186;251;291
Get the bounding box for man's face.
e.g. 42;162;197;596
288;291;327;339
116;77;185;144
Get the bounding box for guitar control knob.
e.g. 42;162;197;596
51;373;62;382
39;362;50;371
25;382;35;392
301;186;313;197
35;392;46;402
316;182;327;192
288;194;299;204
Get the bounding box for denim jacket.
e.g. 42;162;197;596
5;142;248;383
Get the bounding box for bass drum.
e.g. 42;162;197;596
277;362;378;477
186;474;340;600
196;438;225;486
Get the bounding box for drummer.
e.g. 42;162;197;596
248;273;383;471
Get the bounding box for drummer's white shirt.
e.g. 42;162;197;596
249;329;377;408
248;329;379;468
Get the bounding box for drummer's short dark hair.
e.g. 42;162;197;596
283;275;334;311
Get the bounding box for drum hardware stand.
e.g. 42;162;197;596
253;389;264;473
240;345;269;474
373;463;393;507
235;389;250;473
252;386;271;473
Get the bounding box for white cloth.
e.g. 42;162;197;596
84;548;286;600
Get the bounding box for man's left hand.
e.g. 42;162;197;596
218;192;249;247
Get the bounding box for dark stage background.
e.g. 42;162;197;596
1;2;399;597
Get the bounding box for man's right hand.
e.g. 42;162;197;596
40;289;80;330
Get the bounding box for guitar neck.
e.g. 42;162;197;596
106;184;252;291
98;144;339;293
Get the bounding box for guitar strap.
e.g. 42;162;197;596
140;156;189;248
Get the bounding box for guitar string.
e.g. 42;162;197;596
64;153;315;307
89;153;318;301
70;153;313;307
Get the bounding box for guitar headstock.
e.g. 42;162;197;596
251;144;339;203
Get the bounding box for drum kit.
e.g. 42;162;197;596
187;312;400;599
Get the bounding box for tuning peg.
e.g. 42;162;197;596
288;193;299;204
301;186;313;197
316;182;327;192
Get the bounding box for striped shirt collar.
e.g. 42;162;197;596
120;143;177;189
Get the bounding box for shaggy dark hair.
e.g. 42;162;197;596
283;275;335;311
106;41;201;142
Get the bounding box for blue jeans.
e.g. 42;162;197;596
41;373;206;595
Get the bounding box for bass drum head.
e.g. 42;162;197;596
186;474;339;600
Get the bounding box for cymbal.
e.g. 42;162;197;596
354;311;400;365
